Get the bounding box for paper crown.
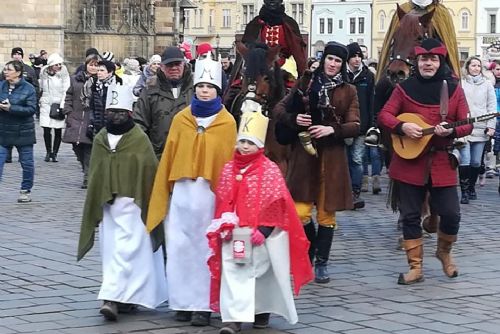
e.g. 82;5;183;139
237;111;269;148
105;84;135;111
194;57;222;90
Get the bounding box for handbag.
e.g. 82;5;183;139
49;103;64;120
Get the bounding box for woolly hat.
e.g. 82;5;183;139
197;43;213;57
47;53;64;66
124;58;140;73
98;60;116;73
161;46;184;64
347;42;364;60
85;47;99;58
11;47;24;57
323;42;348;62
150;54;161;64
102;51;115;62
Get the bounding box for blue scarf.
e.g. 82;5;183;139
191;96;222;117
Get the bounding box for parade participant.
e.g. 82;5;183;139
146;57;236;326
378;39;472;284
133;47;193;158
458;57;496;204
0;60;37;203
77;84;168;321
207;110;313;334
275;41;360;283
377;0;460;82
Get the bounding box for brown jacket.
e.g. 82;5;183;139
275;76;360;212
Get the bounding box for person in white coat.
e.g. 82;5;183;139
39;54;70;162
458;56;497;204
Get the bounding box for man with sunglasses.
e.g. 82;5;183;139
134;47;193;158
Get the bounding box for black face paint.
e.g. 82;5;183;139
106;110;129;126
264;0;283;11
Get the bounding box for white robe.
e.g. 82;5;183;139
164;115;217;312
220;228;298;324
97;133;168;308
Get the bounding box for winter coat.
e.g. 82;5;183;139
39;65;70;129
347;65;375;134
378;85;472;187
62;71;92;145
0;78;37;146
133;65;156;97
461;75;497;142
0;63;39;97
493;80;500;154
133;67;194;157
275;75;360;212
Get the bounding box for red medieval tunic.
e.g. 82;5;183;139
378;85;472;186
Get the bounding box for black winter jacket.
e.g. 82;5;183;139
347;66;375;134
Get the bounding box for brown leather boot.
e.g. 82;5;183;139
435;232;458;278
398;238;424;285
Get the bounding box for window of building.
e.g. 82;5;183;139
292;4;297;21
490;14;497;33
460;50;469;60
339;19;343;29
359;17;365;34
209;9;215;28
298;4;304;25
350;17;356;34
319;18;325;34
328;18;333;34
243;5;255;24
223;9;231;28
460;11;469;30
184;9;191;29
195;9;203;28
379;12;385;31
96;0;110;29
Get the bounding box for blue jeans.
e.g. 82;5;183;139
459;141;486;167
0;145;34;191
363;146;382;176
347;136;365;191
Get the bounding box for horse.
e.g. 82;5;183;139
227;42;290;173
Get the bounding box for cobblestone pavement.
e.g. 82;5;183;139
1;127;500;334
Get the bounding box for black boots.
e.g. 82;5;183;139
314;225;334;283
352;190;365;210
458;166;470;204
44;153;51;162
303;221;316;264
468;166;480;200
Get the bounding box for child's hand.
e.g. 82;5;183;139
251;229;265;246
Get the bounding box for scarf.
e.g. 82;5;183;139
259;4;285;26
96;75;116;97
466;74;484;85
308;72;344;124
233;149;265;170
106;116;135;135
191;96;222;117
80;73;95;108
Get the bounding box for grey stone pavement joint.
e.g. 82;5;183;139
1;127;500;333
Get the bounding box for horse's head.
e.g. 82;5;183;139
236;42;284;115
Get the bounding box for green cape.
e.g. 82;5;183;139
77;125;162;261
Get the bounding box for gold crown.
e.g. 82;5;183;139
238;111;269;147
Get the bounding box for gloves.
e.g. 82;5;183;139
251;229;265;246
86;124;94;140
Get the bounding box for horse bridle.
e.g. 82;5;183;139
239;81;270;117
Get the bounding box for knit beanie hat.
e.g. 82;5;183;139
11;47;24;57
347;42;363;60
323;42;348;62
85;47;99;58
102;51;115;62
150;54;161;64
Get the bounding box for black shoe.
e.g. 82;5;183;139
175;310;192;322
100;301;118;321
314;264;330;283
253;313;270;329
191;311;210;326
81;179;88;189
117;303;137;313
44;153;51;162
51;153;58;162
468;189;477;200
352;191;365;210
460;192;469;204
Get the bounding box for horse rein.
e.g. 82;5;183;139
240;82;270;117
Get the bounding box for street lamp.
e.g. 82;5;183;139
215;33;221;60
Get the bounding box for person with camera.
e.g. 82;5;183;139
275;41;360;284
39;54;70;162
0;60;37;203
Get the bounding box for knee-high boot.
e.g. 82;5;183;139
398;238;424;285
303;221;316;265
43;128;52;162
458;166;470;204
468;166;480;200
314;225;334;284
435;231;458;278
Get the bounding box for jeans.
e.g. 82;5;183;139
347;136;365;191
459;141;486;167
363;146;382;176
0;145;35;191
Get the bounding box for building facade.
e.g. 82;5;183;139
476;0;500;58
0;0;175;70
183;0;311;58
371;0;476;61
311;0;372;59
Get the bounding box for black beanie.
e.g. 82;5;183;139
11;47;24;57
323;42;348;62
85;47;99;58
98;60;116;74
347;42;364;60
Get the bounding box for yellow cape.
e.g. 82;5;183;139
146;106;237;233
376;1;460;82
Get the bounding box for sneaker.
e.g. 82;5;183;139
17;190;31;203
100;301;118;321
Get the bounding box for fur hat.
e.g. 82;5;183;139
323;42;348;62
47;53;64;66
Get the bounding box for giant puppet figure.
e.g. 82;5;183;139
376;0;460;82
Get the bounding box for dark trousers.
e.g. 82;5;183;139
72;143;92;181
398;181;460;239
